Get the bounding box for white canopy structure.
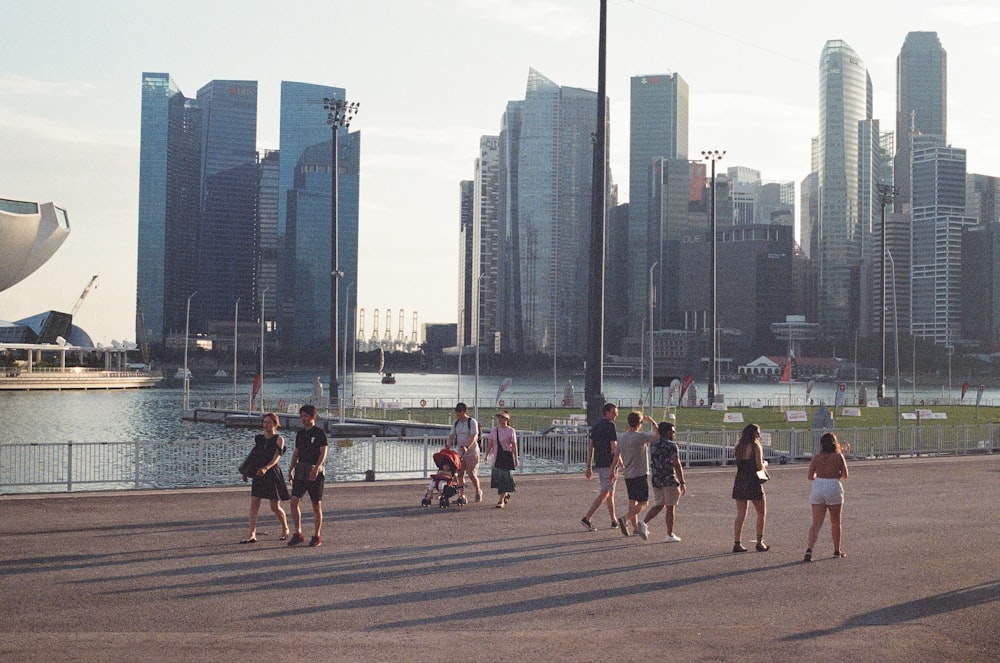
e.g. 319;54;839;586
0;197;70;293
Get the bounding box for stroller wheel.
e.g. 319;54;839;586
421;497;431;507
439;496;450;508
456;495;468;506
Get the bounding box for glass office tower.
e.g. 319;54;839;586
628;73;689;336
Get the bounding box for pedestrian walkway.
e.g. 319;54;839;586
2;456;999;662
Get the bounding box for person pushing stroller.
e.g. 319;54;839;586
421;448;462;508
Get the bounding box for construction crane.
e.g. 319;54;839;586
69;274;99;316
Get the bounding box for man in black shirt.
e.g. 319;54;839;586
580;403;620;532
287;404;328;547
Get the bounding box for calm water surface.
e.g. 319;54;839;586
0;370;977;444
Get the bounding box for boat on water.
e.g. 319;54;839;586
378;347;396;384
381;372;396;384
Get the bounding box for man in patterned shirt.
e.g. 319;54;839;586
642;421;686;542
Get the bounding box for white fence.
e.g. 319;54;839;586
0;425;995;493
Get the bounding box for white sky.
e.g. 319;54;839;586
3;0;1000;345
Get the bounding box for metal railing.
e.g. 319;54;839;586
1;424;995;494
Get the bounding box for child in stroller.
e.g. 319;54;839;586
421;448;463;508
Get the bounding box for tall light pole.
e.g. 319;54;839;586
342;282;354;423
585;0;608;424
876;184;898;403
701;150;725;405
649;261;658;411
259;286;268;412
233;297;239;410
323;96;360;417
475;274;484;423
887;250;901;436
183;291;196;411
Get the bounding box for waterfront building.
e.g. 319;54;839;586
815;40;883;341
258;149;280;326
910;135;977;346
136;72;201;345
472;136;500;354
0;198;70;294
458;179;475;348
894;32;947;214
192;80;259;334
497;100;524;355
512;69;599;357
627;72;689;338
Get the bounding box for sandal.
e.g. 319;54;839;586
239;537;257;544
279;532;289;541
834;550;846;558
495;501;505;508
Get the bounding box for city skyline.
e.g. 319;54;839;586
3;0;1000;344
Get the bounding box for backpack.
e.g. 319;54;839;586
453;417;482;451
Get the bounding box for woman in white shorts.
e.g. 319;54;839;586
803;432;849;561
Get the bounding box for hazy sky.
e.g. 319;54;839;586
3;0;999;345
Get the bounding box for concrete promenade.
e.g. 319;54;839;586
2;456;999;662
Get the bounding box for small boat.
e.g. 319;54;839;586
378;347;395;383
381;372;396;384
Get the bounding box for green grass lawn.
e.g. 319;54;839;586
367;403;1000;433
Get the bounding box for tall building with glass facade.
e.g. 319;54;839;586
192;80;260;332
497;101;524;354
278;82;358;357
910;135;976;345
472;136;500;352
258;149;280;325
137;72;201;345
816;40;880;340
458;180;475;348
628;73;689;337
515;69;599;356
895;32;947;213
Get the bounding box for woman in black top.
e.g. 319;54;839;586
240;413;290;543
731;423;768;552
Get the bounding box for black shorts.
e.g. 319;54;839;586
624;475;649;503
291;473;325;502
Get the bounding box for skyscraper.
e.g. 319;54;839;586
910;135;976;345
515;69;599;356
816;40;880;340
472;136;500;352
628;73;689;337
193;80;260;331
497;101;524;354
136;73;201;345
895;32;947;213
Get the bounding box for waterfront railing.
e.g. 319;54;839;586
1;424;995;494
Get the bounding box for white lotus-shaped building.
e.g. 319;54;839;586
0;197;70;293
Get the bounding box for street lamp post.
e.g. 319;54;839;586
259;286;268;412
233;297;239;410
342;282;354;423
183;291;196;411
876;184;898;403
701;150;725;405
649;261;658;410
323;96;360;417
475;274;484;422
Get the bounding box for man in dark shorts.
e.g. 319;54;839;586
287;404;328;547
580;402;620;532
612;411;658;540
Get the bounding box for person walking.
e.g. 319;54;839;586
483;410;518;508
240;412;290;544
611;411;658;539
287;404;328;547
732;423;769;552
803;432;850;561
642;421;686;542
447;402;481;504
580;403;620;532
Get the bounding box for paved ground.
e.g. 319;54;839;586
2;455;999;662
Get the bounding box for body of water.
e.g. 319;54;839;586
0;369;986;444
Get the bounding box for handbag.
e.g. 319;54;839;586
238;452;259;479
756;468;770;483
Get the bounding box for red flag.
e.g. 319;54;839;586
780;361;791;383
961;381;969;401
679;374;695;400
251;373;262;402
834;383;847;409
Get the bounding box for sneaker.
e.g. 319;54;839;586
580;517;596;532
803;549;812;562
637;521;649;541
611;521;620;530
732;542;747;553
617;516;631;537
664;534;682;543
755;541;769;552
309;535;322;547
287;532;305;547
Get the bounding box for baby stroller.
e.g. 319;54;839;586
421;448;462;508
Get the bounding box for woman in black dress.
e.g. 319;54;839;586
731;423;768;552
240;413;291;544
